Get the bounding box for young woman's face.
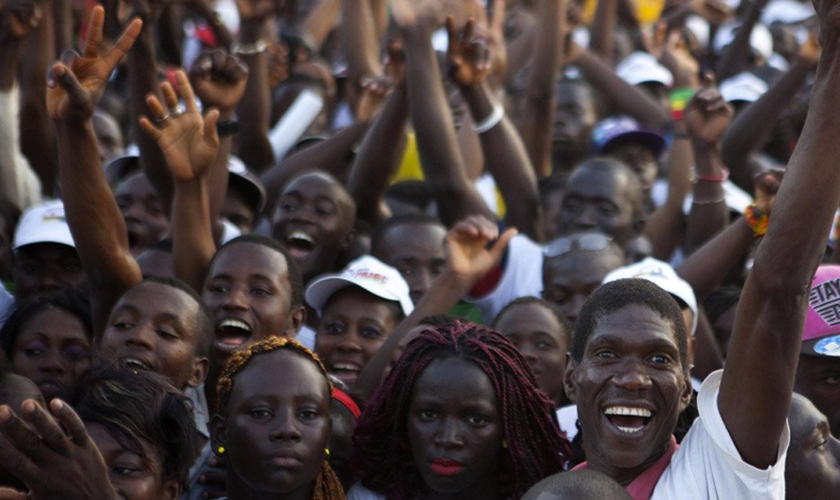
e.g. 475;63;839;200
315;287;400;387
216;350;331;497
408;357;503;496
10;307;91;404
86;422;179;500
495;302;570;406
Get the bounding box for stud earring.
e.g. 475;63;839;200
325;448;330;456
501;440;508;449
217;446;226;455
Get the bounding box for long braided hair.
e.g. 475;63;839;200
216;336;346;500
352;320;571;499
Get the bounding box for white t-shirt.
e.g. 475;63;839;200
650;370;788;499
465;234;543;322
346;484;385;500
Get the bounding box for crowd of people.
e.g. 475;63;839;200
0;0;839;498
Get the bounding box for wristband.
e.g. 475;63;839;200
694;167;729;183
744;203;769;237
216;120;240;137
472;103;504;134
232;39;268;56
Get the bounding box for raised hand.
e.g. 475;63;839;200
0;0;42;42
446;16;491;87
383;39;406;88
189;49;249;115
654;23;700;89
356;76;392;122
0;399;119;500
753;169;784;214
139;70;220;182
47;6;142;124
445;215;517;284
684;73;733;145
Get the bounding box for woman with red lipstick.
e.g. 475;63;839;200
350;321;570;500
210;336;346;500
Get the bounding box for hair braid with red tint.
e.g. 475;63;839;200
352;320;570;499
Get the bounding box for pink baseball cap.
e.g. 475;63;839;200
803;265;840;357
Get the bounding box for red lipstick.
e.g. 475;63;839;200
430;458;464;476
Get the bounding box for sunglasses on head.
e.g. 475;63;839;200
543;233;614;259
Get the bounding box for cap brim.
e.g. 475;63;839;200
603;131;666;157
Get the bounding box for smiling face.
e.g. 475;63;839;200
10;307;91;404
213;349;331;498
99;281;208;390
271;173;354;282
495;302;570;406
86;422;179;500
113;173;169;255
203;242;302;358
315;287;400;386
795;354;840;437
408;357;503;496
785;394;840;500
564;304;691;485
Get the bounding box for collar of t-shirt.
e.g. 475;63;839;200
571;434;679;500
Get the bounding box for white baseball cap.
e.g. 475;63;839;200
305;255;414;316
602;257;698;335
13;199;75;250
713;21;773;62
616;51;674;88
762;0;815;26
719;71;769;103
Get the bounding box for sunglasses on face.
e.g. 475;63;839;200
543;233;614;259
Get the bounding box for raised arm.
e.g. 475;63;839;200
719;2;840;468
48;7;144;335
721;35;819;192
683;75;732;254
395;0;494;227
715;0;767;81
347;45;410;228
447;17;543;240
139;71;220;293
518;0;565;178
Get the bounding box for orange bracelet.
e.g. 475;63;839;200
744;203;769;237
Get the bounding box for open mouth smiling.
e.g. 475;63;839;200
603;405;654;434
215;318;253;352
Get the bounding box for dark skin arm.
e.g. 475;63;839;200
678;170;781;301
683;75;732;254
715;0;766;81
48;7;144;337
140;71;220;293
572;48;671;130
189;49;249;243
301;0;340;51
394;0;493;227
448;17;543;240
718;0;840;467
235;0;275;171
588;0;617;62
721;36;819;192
347;48;409;228
518;0;565;178
342;0;382;113
18;0;55;196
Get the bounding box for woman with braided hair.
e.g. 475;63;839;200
210;336;346;500
348;320;571;500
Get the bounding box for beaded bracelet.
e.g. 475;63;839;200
744;203;769;237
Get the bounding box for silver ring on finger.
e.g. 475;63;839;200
155;114;170;124
170;106;186;118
